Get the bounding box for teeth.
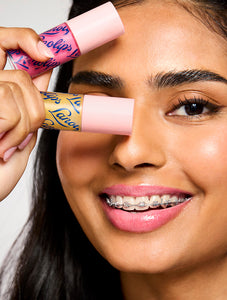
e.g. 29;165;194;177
150;195;161;208
170;196;178;207
135;197;150;211
161;195;171;208
123;197;134;211
115;196;123;208
109;195;124;208
106;194;188;211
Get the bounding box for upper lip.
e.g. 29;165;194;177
101;184;192;198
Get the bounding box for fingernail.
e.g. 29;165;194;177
37;40;54;58
3;146;17;162
18;133;33;150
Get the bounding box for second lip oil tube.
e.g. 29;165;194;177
41;92;134;135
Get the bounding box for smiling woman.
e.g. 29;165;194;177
0;0;227;299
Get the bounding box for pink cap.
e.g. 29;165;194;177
66;2;124;54
82;95;134;135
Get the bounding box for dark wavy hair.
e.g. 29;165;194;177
0;0;226;299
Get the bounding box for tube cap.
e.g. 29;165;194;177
66;2;124;54
82;95;134;135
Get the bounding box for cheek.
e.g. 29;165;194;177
56;131;113;244
174;125;227;191
56;131;112;188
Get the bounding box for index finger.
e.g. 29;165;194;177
0;27;53;69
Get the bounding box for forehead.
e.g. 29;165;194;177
73;1;227;79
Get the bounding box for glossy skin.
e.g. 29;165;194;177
55;0;227;298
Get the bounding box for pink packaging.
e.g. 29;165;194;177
7;2;124;78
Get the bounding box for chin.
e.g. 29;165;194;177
96;230;191;275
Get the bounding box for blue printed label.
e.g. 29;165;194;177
8;22;81;78
41;92;83;131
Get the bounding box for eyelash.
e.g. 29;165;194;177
169;96;220;119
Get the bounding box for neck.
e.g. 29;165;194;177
120;256;227;300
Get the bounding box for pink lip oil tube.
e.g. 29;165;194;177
41;92;134;135
7;2;124;78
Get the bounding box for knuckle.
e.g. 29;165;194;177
11;27;38;43
30;97;46;128
0;27;38;51
19;27;36;36
12;69;32;85
0;83;12;98
19;28;40;46
0;83;22;124
31;108;45;128
0;82;23;104
8;109;21;126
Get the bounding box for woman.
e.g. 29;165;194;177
0;0;227;299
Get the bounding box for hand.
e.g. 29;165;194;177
0;27;52;200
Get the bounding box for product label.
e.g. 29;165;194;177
41;92;83;131
8;22;81;78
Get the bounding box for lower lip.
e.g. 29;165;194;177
101;199;190;233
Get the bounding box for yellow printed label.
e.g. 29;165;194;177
41;92;83;131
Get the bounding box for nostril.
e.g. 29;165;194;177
112;162;125;170
112;162;153;172
135;163;153;168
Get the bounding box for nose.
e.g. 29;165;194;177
109;103;167;172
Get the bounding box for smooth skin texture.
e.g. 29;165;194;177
56;1;227;299
0;27;51;200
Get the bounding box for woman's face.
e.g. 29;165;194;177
56;0;227;273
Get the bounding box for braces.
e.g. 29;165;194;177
106;196;187;209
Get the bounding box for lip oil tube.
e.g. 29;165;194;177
7;2;124;78
41;92;134;135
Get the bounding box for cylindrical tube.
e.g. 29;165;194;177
7;2;124;78
41;92;134;135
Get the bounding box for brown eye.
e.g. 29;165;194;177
182;102;206;115
169;97;220;118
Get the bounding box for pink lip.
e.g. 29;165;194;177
100;185;192;233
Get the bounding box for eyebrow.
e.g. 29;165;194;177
70;69;227;90
70;71;123;89
152;69;227;88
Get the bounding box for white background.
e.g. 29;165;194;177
0;0;72;264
